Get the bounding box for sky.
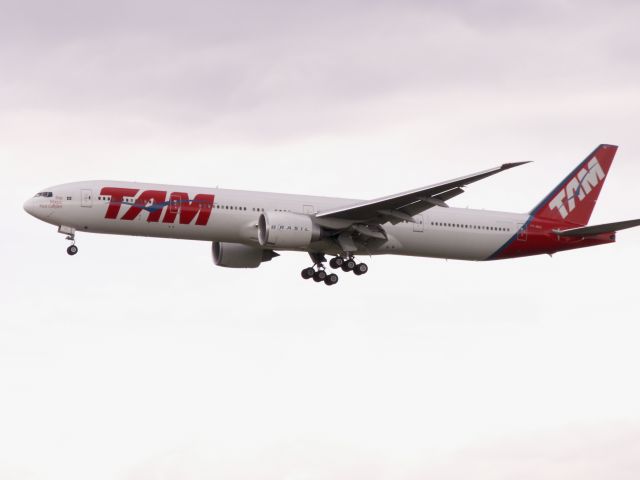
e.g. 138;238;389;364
2;1;640;479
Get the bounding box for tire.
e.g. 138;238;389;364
329;257;343;269
301;267;315;279
354;263;368;275
67;245;78;256
344;259;356;271
324;273;339;286
313;270;327;282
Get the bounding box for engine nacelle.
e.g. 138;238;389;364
212;242;278;268
258;211;322;249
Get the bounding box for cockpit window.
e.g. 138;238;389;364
34;192;53;198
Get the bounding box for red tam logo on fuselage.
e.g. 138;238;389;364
99;187;215;226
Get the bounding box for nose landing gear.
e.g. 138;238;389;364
59;225;78;256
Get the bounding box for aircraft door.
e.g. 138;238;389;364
81;189;93;208
303;205;315;215
169;196;179;214
517;223;527;241
413;215;424;232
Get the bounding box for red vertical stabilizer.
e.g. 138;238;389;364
530;144;617;226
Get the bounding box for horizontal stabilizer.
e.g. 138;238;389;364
554;219;640;237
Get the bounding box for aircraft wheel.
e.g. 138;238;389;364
354;263;368;276
313;270;327;282
329;257;344;269
342;259;356;271
301;267;315;280
324;273;339;286
67;245;78;256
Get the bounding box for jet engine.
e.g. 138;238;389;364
258;211;323;249
212;242;278;268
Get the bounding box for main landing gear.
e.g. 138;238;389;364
329;256;368;275
301;253;369;286
301;266;339;286
300;254;339;286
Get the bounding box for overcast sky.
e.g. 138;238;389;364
2;1;640;479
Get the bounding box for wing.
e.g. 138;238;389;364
554;219;640;237
317;162;530;224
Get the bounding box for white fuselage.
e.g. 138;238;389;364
24;180;529;261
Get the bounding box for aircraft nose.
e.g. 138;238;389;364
23;197;36;217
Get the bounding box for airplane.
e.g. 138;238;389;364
23;144;640;286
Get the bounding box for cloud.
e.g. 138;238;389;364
423;424;640;480
122;423;640;479
2;0;640;141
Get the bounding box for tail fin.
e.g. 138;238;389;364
530;144;618;226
